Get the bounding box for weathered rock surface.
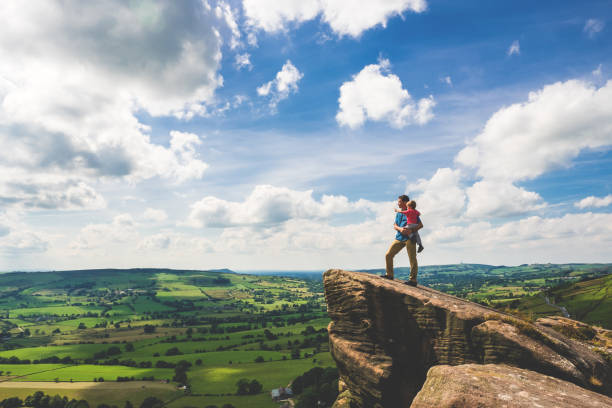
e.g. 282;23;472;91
411;364;612;408
537;315;612;353
324;269;612;408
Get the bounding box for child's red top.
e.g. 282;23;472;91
400;208;420;224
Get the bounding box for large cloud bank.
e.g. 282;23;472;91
0;1;218;209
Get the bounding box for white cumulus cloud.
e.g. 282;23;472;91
0;2;215;209
456;79;612;183
465;181;545;218
257;60;303;109
336;59;435;129
413;78;612;219
575;194;612;209
235;53;252;70
408;168;466;221
186;184;379;228
70;214;137;250
242;0;427;38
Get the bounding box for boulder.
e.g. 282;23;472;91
411;364;612;408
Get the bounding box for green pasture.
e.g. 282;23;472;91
0;364;66;378
156;283;205;300
130;350;290;366
0;343;109;360
130;297;175;312
188;352;335;395
6;364;174;382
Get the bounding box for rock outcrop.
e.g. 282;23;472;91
323;269;612;408
411;364;612;408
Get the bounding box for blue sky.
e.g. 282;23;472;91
0;0;611;271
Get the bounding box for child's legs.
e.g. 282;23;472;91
414;231;423;247
405;223;423;247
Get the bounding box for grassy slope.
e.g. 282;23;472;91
514;274;612;328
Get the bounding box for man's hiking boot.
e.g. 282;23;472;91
405;280;417;287
381;275;393;280
417;245;424;253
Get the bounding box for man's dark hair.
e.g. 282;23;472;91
398;194;410;202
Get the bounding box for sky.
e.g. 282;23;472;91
0;0;611;271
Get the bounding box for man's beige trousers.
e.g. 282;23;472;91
385;239;418;281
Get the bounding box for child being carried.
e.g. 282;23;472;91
395;200;424;253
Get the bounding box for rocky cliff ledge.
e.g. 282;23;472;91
323;269;612;408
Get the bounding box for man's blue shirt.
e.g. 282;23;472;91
395;212;421;241
395;212;408;241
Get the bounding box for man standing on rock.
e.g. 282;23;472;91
383;194;423;286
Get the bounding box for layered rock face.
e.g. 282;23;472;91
323;269;612;408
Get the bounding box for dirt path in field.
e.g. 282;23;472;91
0;381;176;390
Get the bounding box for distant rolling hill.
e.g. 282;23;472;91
512;273;612;329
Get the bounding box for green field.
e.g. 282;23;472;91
0;268;330;406
3;365;174;382
188;352;335;395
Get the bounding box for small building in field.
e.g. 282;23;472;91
271;386;293;401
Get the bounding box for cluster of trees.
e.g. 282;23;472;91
235;378;262;395
172;360;192;385
0;356;76;365
164;347;182;356
0;392;89;408
0;391;166;408
291;367;339;408
92;346;122;360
